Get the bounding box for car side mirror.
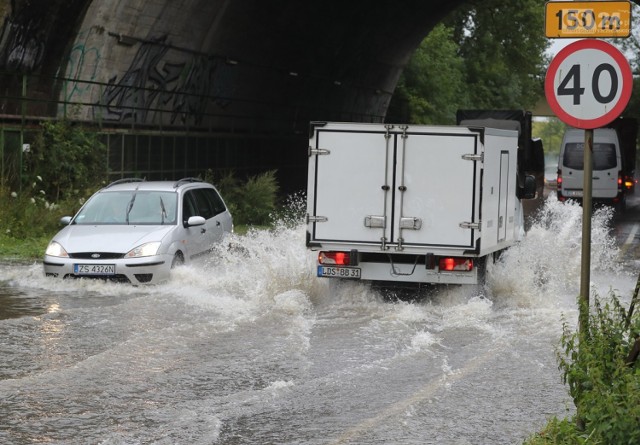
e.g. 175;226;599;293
60;216;72;225
518;175;537;200
185;216;206;227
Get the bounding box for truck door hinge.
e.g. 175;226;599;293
459;221;480;230
307;215;328;224
364;215;386;228
462;153;483;162
399;217;422;230
309;146;330;156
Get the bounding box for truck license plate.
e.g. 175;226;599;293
317;266;361;279
74;264;116;275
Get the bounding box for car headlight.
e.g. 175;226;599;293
45;241;69;257
125;242;162;258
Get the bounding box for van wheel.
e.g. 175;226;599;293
171;252;184;268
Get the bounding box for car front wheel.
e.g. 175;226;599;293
171;252;185;268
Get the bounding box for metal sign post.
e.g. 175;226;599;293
580;129;593;336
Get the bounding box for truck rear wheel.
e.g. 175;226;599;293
474;256;488;295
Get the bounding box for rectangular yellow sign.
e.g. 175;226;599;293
545;1;631;38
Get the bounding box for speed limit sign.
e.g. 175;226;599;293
545;39;632;129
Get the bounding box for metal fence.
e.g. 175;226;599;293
0;71;316;193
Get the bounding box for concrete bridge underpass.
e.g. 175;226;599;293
0;0;487;193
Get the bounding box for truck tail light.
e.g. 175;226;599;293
319;251;351;265
439;257;473;272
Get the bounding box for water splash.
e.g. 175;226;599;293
489;197;624;308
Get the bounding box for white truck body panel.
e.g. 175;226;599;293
306;122;523;285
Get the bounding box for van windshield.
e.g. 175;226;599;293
563;143;617;171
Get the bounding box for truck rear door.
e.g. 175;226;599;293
307;123;481;250
309;125;392;244
395;130;479;249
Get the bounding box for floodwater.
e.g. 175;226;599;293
0;198;637;444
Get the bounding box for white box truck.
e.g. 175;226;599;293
306;122;536;287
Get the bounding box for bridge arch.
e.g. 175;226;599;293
0;0;465;191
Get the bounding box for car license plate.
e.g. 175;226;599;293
566;190;583;197
74;264;116;275
317;266;361;279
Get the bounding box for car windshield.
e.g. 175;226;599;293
563;142;617;171
74;191;178;225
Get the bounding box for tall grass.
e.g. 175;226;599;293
525;285;640;444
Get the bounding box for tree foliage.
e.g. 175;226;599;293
532;117;566;156
387;24;467;124
389;0;549;124
618;3;640;127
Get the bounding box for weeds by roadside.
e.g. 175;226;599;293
524;280;640;444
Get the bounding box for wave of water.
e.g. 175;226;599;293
0;198;636;444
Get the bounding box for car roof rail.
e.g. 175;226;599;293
105;178;145;188
174;177;203;188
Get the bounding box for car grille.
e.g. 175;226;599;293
69;252;124;259
63;274;131;283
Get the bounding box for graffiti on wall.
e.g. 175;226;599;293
99;35;234;126
0;2;46;71
65;28;101;102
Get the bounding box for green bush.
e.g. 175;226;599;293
525;287;640;444
558;290;640;444
206;169;279;226
0;185;81;239
0;119;106;254
26;119;106;202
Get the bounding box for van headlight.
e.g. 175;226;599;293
125;242;161;258
45;241;69;257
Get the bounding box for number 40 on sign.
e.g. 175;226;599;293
544;39;632;129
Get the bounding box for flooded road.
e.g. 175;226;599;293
0;197;638;444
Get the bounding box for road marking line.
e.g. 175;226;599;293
624;223;638;246
328;348;497;444
619;223;639;258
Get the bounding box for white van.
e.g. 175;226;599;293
557;128;624;207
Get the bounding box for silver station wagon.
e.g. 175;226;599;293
43;178;233;284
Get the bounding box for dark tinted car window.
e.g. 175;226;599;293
563;143;617;171
205;188;227;215
183;191;198;223
192;188;226;219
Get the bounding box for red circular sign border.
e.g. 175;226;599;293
544;39;633;129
